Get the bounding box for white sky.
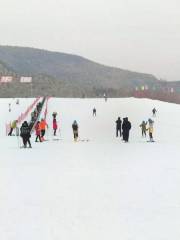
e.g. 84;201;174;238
0;0;179;80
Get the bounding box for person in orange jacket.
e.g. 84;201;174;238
39;118;48;141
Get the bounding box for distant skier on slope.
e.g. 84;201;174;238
139;121;147;137
93;108;96;117
116;117;122;137
104;93;107;102
8;103;11;112
122;117;131;142
20;121;32;148
152;108;157;117
147;118;154;142
72;120;79;141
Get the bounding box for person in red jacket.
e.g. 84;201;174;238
53;118;58;136
35;121;42;142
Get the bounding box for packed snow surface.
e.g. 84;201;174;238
0;97;180;240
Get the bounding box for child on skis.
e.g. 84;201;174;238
35;121;42;142
139;121;147;137
53;118;58;136
52;112;58;136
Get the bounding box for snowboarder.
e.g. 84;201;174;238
152;108;157;117
39;118;48;141
20;121;32;148
8;120;18;136
72;120;78;141
139;121;147;137
122;117;131;142
116;117;122;137
93;108;96;117
147;118;154;142
35;121;42;142
53;118;58;136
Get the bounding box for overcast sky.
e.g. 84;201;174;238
0;0;179;80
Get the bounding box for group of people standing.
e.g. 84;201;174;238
116;108;157;142
115;117;132;142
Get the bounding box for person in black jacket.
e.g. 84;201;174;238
116;117;122;137
72;120;78;141
20;121;32;148
122;117;131;142
93;108;96;117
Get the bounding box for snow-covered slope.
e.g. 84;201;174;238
0;98;180;240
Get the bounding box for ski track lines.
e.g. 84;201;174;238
0;98;180;240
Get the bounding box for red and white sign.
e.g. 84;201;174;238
0;76;13;83
20;77;32;83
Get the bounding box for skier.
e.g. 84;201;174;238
147;118;154;142
53;118;58;136
72;120;79;141
139;121;147;137
104;93;107;102
8;103;11;112
152;108;157;117
39;118;48;141
36;102;42;113
116;117;122;137
122;117;131;142
93;108;96;117
35;121;42;142
8;120;18;136
20;121;32;148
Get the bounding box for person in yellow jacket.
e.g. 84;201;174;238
8;120;18;136
147;119;154;142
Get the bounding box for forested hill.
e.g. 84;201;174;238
0;45;178;97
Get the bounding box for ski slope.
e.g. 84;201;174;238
0;97;180;240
